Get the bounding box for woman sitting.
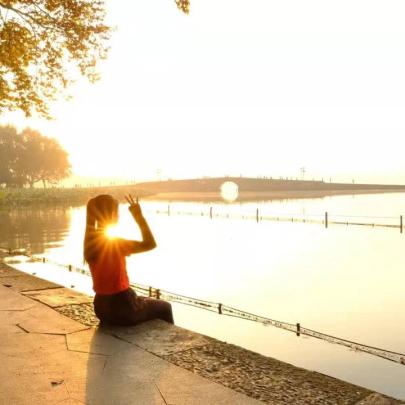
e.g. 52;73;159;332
83;194;173;326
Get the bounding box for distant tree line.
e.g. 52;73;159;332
0;125;71;188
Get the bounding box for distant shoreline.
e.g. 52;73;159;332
2;186;405;209
144;188;405;203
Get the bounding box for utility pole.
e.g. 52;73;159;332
156;169;162;181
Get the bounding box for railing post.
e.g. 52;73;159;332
296;323;301;336
42;257;46;263
400;215;403;234
218;303;222;314
256;208;259;223
210;207;213;219
325;212;328;228
68;265;72;272
168;205;170;216
156;289;161;299
149;286;152;297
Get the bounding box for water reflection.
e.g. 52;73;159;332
0;207;70;254
1;195;405;399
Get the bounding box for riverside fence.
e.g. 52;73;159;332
1;246;404;367
144;205;405;233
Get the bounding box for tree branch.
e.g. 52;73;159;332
0;2;60;32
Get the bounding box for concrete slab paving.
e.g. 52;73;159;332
0;286;89;334
53;400;84;405
0;284;37;311
102;342;175;382
0;334;72;404
23;287;93;307
0;374;70;405
0;309;32;334
0;332;67;358
0;332;108;404
0;263;25;277
157;368;261;405
4;263;400;404
41;349;108;391
68;377;167;405
99;342;259;405
0;272;260;405
66;327;133;355
0;341;106;405
64;339;257;404
0;273;61;291
19;304;89;334
56;399;87;405
101;319;212;356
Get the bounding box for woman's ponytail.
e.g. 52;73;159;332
83;198;97;263
83;194;118;264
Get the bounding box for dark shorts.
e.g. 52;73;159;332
94;288;174;326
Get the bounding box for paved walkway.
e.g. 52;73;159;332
0;279;259;404
0;261;402;405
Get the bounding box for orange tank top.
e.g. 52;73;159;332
89;240;130;295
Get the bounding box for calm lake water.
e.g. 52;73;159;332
1;192;405;399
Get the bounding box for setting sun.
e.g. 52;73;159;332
105;224;119;239
220;181;239;202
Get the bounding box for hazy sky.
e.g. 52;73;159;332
2;0;405;184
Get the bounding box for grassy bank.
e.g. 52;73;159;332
0;186;152;208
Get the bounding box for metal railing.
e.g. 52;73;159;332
146;206;405;233
1;246;404;366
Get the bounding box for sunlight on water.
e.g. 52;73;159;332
1;193;405;399
220;181;239;202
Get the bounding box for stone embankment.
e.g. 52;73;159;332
0;260;402;404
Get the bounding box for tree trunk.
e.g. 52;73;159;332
42;179;47;188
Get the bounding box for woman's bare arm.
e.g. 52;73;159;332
124;195;156;254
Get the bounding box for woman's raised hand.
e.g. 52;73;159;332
125;194;142;219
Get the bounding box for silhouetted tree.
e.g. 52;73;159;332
38;135;71;188
0;125;71;188
0;125;19;186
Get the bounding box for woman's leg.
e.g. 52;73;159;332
111;289;174;326
93;294;113;324
135;297;174;324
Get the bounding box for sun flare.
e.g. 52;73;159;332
105;224;119;239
